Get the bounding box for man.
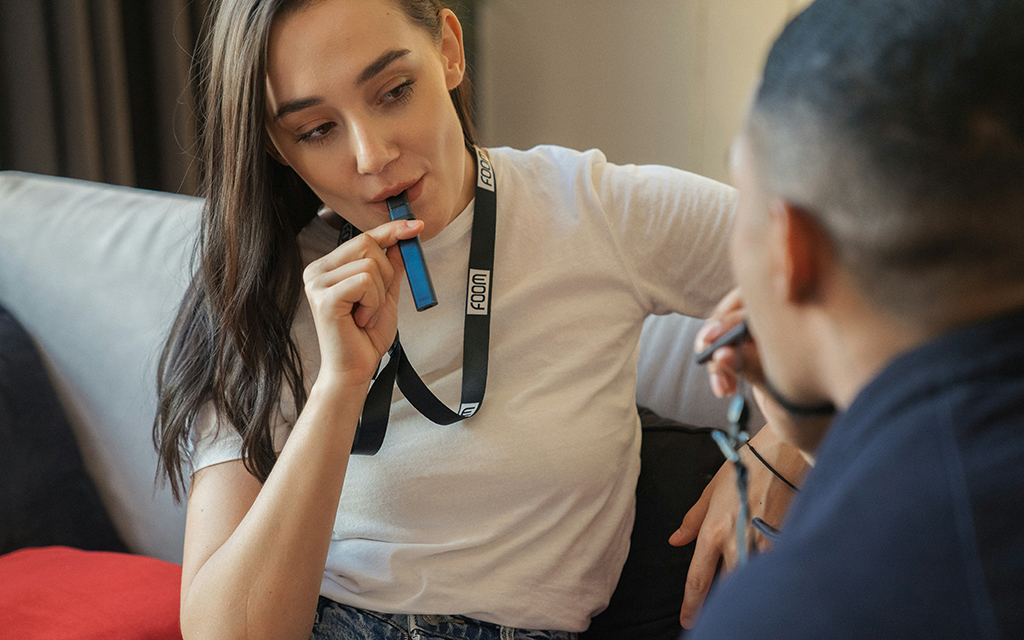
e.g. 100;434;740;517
687;0;1024;637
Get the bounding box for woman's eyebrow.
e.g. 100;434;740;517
357;49;411;86
273;49;412;122
274;97;324;122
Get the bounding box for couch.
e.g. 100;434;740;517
0;170;759;639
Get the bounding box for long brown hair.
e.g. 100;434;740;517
154;0;476;501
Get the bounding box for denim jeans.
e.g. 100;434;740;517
310;597;579;640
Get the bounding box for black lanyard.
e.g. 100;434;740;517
337;148;497;454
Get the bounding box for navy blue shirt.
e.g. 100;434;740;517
689;309;1024;639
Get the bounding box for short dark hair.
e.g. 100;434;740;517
749;0;1024;322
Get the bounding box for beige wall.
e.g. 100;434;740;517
477;0;814;184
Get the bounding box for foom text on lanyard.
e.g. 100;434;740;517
467;269;491;316
477;149;495;192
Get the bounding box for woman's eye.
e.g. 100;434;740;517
296;122;335;144
382;80;414;107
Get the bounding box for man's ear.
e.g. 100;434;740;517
768;199;832;305
438;9;467;91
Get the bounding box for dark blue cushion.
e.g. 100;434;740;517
0;304;125;554
581;407;724;640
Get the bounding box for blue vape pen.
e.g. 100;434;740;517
385;192;438;311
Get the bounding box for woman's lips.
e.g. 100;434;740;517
373;175;425;215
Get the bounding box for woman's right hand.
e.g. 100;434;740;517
302;219;424;386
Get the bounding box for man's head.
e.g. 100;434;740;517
732;0;1024;426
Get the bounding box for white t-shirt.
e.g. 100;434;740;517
191;145;736;632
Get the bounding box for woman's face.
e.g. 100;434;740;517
265;0;474;241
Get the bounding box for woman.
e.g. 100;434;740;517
154;1;804;638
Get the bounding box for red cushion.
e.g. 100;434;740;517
0;546;182;639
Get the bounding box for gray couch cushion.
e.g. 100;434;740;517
0;171;198;561
0;304;126;554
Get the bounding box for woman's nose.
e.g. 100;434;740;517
351;120;398;176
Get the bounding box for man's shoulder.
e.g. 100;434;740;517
689;388;1018;639
689;477;999;639
945;368;1024;639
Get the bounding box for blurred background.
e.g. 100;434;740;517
0;0;812;196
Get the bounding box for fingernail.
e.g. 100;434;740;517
405;220;418;229
696;320;722;347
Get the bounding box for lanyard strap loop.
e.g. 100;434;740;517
346;148;496;454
